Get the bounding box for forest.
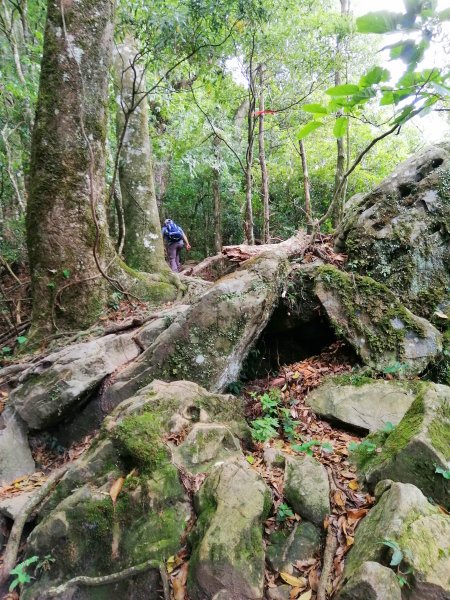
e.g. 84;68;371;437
0;0;449;599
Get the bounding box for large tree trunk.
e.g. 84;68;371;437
26;0;177;338
114;39;167;272
258;64;270;244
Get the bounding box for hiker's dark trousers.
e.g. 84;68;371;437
168;240;184;272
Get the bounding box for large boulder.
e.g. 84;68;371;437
0;407;35;484
287;264;442;375
305;378;417;432
342;481;450;600
11;332;141;430
21;381;249;599
358;382;450;509
266;521;321;574
188;458;271;599
335;143;450;318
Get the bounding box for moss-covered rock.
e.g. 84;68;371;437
342;481;450;600
313;265;442;375
359;382;450;509
336;561;402;600
283;454;330;527
305;378;417;432
335;144;450;319
188;458;271;599
266;521;321;574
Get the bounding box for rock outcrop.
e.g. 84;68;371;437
21;381;253;599
341;481;450;600
357;382;450;509
335;143;450;318
0;407;35;484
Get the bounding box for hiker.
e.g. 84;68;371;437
162;218;191;272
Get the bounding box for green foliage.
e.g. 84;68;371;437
381;539;414;587
249;388;299;443
292;439;333;456
276;502;294;523
9;556;39;591
435;466;450;480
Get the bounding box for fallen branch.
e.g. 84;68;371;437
41;558;161;598
0;464;69;587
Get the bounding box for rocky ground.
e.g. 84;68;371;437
0;144;449;599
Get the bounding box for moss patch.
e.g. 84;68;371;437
111;412;169;473
316;265;425;363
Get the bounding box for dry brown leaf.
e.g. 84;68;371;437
298;590;312;600
333;490;346;508
280;572;307;587
348;480;359;491
109;476;125;506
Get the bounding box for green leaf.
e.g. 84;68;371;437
390;548;404;566
435;466;450;479
356;11;403;34
296;121;323;140
359;67;390;87
333;117;348;139
16;336;28;345
302;103;328;114
326;84;360;97
62;268;71;278
382;421;395;433
2;346;11;354
246;455;255;464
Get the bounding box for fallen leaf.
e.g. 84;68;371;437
109;476;125;506
348;480;359;491
172;562;188;600
167;555;176;574
280;572;307;587
298;590;312;600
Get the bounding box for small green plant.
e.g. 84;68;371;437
277;502;294;523
381;421;395;434
250;389;300;443
382;362;408;376
62;268;71;278
9;556;39;591
292;439;333;456
435;466;450;480
381;539;414;587
16;335;27;345
108;291;123;311
251;416;279;442
2;346;11;355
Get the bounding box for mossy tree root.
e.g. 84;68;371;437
40;559;163;598
0;465;69;587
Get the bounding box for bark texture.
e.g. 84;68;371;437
299;139;312;233
114;39;167;272
212;135;222;254
27;0;115;334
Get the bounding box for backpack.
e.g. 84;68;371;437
165;221;183;242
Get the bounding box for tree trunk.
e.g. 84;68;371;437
299;140;313;234
332;0;349;229
114;39;167;272
26;0;177;337
244;67;256;245
212;135;222;254
258;64;270;244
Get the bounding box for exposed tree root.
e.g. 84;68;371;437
0;465;69;587
317;527;338;600
40;559;162;598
